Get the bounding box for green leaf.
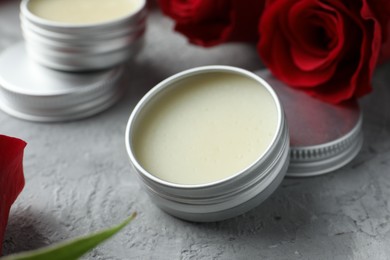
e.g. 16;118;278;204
1;213;136;260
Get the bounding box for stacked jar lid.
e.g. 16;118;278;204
20;0;147;71
0;43;126;122
0;0;147;122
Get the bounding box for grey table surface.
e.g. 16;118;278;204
1;1;390;259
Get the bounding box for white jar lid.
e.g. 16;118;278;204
0;42;125;122
257;70;363;177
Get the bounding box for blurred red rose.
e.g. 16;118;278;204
0;135;26;255
369;0;390;63
158;0;265;47
257;0;388;103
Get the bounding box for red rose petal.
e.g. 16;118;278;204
259;0;337;87
0;135;26;255
159;0;265;47
288;1;345;71
175;0;228;24
379;24;390;63
160;0;232;46
308;59;362;103
324;0;378;101
306;0;379;104
228;0;265;42
175;22;231;46
279;37;336;87
366;0;390;63
357;0;381;94
159;0;214;23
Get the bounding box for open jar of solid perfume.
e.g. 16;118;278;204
126;66;290;222
20;0;147;71
125;66;363;222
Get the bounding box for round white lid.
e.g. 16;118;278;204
0;42;125;122
257;70;363;177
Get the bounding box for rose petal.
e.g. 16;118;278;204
173;0;228;24
357;0;381;96
159;0;265;47
379;24;390;63
160;0;232;46
0;135;26;255
308;58;361;103
366;0;390;63
228;0;265;42
318;0;379;101
258;0;337;87
307;2;378;104
175;22;232;46
288;1;345;71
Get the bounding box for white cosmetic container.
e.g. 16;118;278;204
20;0;146;71
125;66;364;222
126;66;290;222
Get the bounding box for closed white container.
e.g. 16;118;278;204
20;0;147;71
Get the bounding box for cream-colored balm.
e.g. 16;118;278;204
28;0;143;24
133;72;279;185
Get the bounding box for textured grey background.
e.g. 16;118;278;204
1;1;390;259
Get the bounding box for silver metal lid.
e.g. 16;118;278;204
256;70;363;177
0;42;125;122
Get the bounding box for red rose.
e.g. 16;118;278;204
158;0;265;47
368;0;390;63
0;135;26;255
258;0;386;103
